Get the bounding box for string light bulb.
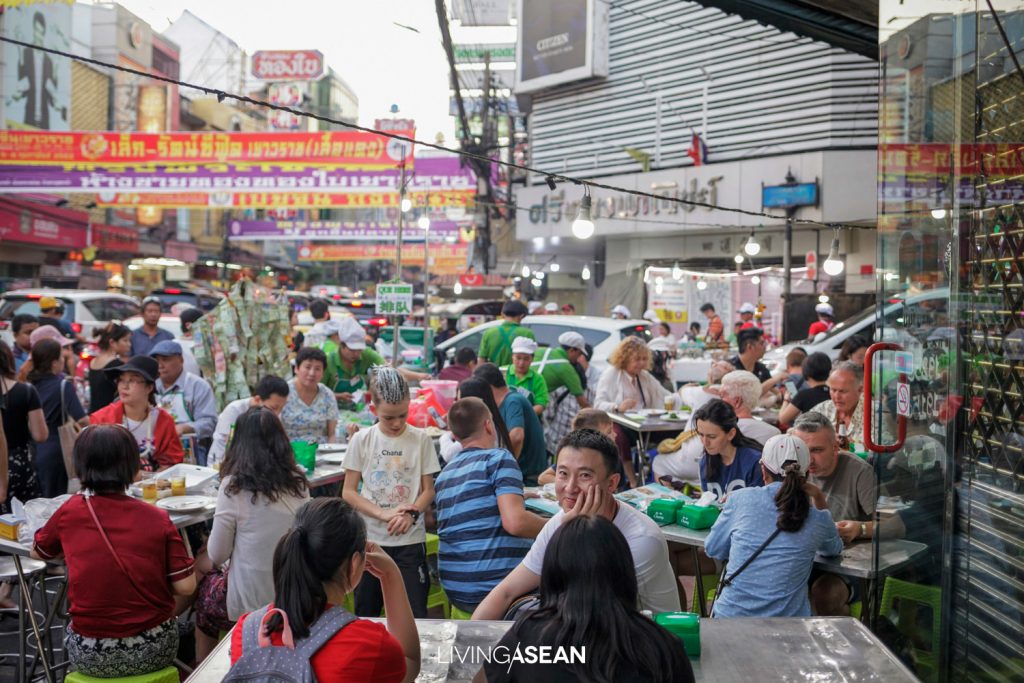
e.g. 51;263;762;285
696;279;708;291
751;275;761;285
549;262;560;272
744;230;761;256
521;264;531;278
401;197;412;213
931;208;947;220
818;294;830;304
672;262;683;280
734;253;745;264
571;186;595;239
823;229;844;276
453;281;463;295
581;265;591;281
417;215;430;230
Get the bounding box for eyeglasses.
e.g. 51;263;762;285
116;376;148;387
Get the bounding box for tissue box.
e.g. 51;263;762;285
0;514;21;541
675;504;721;529
655;612;701;657
647;498;685;526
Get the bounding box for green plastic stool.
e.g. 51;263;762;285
691;574;719;614
66;666;179;683
427;583;450;618
450;604;473;620
425;533;440;557
879;577;942;683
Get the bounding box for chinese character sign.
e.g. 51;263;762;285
377;283;414;317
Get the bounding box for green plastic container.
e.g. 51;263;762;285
290;440;317;475
655;612;701;657
647;498;685;526
675;504;721;529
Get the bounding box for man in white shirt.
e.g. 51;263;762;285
473;429;681;619
719;370;781;445
208;375;290;467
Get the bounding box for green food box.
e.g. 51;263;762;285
647;498;685;526
675;504;721;529
655;612;701;657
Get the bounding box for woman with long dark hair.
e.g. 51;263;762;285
0;341;47;511
837;335;870;367
705;435;842;617
194;406;310;661
29;338;88;496
457;377;514;451
88;322;131;412
477;515;694;683
692;398;764;500
228;498;420;683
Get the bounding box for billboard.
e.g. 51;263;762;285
251;50;324;81
515;0;608;94
2;3;72;131
453;0;512;26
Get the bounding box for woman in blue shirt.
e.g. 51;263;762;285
705;434;843;617
692;399;764;500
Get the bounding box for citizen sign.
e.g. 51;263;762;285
252;50;325;81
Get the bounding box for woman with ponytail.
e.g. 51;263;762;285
704;434;843;617
229;498;420;683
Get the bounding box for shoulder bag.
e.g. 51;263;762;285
710;527;782;616
58;379;83;481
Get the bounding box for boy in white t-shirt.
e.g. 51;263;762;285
342;366;440;617
473;429;681;620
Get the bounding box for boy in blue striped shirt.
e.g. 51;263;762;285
434;397;547;613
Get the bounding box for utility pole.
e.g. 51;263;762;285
392;159;408;368
781;169;797;343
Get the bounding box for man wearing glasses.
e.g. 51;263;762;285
130;296;174;356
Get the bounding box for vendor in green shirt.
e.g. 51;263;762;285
506;336;548;416
323;318;386;409
532;331;591;410
478;299;534;368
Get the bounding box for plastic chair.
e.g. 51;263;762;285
65;666;179;683
450;604;473;620
691;574;719;614
427;584;450;618
425;533;440;557
879;577;942;682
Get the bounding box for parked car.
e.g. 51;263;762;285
148;286;223;313
433;315;653;373
0;289;140;347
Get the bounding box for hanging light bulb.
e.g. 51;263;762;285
823;229;844;276
655;282;664;295
551;236;561;246
536;271;545;279
581;265;592;281
571;186;595;239
696;279;708;291
751;275;761;285
531;278;542;287
818;294;830;304
734;253;745;264
532;236;545;248
655;276;664;285
401;197;413;213
931;208;947;220
744;230;761;256
521;264;531;278
549;262;560;272
672;262;683;280
453;281;463;295
417;215;430;230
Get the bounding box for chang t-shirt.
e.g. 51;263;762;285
700;446;765;500
343;425;440;546
522;503;680;614
499;391;548;485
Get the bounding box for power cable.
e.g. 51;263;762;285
0;34;866;232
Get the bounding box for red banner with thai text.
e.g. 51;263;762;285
93;189;474;209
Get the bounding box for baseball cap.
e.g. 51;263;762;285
338;318;366;350
149;340;183;357
141;295;163;308
544;302;558;313
502;300;529;317
643;309;659;322
558;331;586;352
511;336;538;355
38;296;60;311
527;301;543;314
321;319;344;337
561;303;575;314
760;435;811;477
648;337;673;353
105;355;159;384
611;304;631;317
739;302;756;314
30;324;73;347
815;303;834;316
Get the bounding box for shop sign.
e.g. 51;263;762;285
297;243;469;274
377;282;414;316
251;50;324;81
165;241;198;263
0;201;86;248
516;0;609;93
93;223;139;253
228;219;460;242
93;189;475;209
762;182;818;209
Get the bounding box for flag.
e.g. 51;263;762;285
623;147;652;172
687;132;708;166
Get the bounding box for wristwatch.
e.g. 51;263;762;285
858;522;867;539
405;509;421;522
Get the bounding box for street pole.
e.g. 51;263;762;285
422;220;432;362
782;211;794;342
392;159;407;368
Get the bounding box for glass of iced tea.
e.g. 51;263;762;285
142;481;157;502
170;476;187;496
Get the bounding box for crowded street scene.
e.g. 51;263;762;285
0;0;1020;681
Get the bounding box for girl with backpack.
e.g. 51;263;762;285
228;498;420;683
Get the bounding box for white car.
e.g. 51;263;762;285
0;289;140;346
434;315;653;372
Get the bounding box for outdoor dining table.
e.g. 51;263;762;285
606;411;692;484
186;616;919;682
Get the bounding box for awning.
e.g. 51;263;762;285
0;197;88;250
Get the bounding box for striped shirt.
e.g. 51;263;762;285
434;447;533;608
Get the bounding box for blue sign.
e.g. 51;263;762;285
762;182;819;208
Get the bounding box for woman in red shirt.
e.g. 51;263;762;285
230;498;420;683
31;424;195;677
89;356;183;471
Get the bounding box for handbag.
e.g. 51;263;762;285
58;379;82;480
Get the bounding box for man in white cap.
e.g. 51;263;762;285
643;309;659;323
527;301;544;315
506;336;548;416
544;302;559;315
532;331;590;409
737;302;758;330
807;303;835;339
322;317;386;408
705;434;842;618
611;304;631;319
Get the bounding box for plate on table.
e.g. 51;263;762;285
156;496;213;514
661;412;690;422
317;443;348;453
639;409;666;418
318;452;346;465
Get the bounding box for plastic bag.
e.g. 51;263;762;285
17;495;72;546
